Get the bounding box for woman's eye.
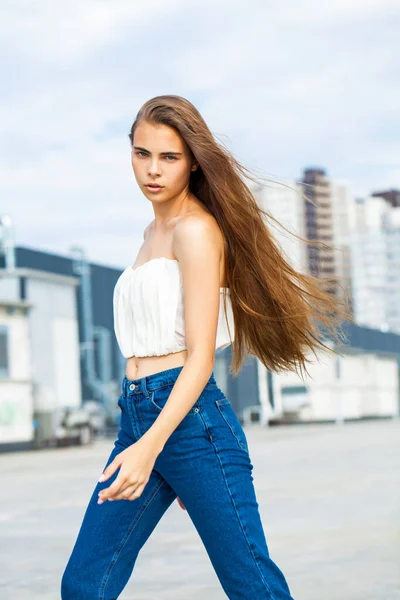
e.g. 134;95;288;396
135;152;176;161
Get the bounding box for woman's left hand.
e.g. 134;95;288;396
97;437;161;503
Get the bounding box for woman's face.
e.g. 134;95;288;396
131;121;197;202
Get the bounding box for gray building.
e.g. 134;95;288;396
299;167;338;296
0;241;126;450
1;239;399;452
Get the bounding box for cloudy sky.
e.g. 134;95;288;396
1;0;399;269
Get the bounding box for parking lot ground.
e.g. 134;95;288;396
0;418;399;599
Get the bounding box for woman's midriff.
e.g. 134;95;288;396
125;349;189;380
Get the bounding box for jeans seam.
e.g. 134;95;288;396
215;401;248;452
98;477;166;599
199;410;276;599
126;394;142;439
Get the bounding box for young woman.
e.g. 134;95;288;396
61;95;350;599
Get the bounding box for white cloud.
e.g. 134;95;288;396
0;0;188;63
274;0;400;22
0;0;398;267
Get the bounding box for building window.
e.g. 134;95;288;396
0;325;9;378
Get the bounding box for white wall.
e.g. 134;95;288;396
28;276;82;412
269;350;399;421
331;182;355;303
0;381;33;443
5;309;32;380
350;197;400;333
0;305;34;443
52;317;82;410
251;179;307;273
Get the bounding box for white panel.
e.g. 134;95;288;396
52;317;82;409
11;319;32;380
0;276;20;302
0;308;32;380
27;277;81;411
0;383;33;443
273;350;398;421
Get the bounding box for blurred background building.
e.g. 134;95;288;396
0;217;124;451
300;167;338;294
246;172;400;426
350;194;400;333
1;175;399;452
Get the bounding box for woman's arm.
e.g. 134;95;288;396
97;215;223;503
143;215;222;453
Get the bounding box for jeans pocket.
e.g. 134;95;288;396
149;385;200;415
149;386;170;412
215;397;249;452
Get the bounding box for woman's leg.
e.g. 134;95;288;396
61;422;177;599
154;387;295;600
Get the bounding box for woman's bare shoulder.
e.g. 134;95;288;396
172;207;225;264
174;203;222;241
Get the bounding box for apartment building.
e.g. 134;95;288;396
298;167;338;295
250;178;307;273
350;195;400;333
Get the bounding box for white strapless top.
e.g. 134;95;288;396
113;257;235;358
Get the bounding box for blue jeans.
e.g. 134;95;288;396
61;366;294;599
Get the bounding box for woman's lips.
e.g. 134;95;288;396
145;184;164;193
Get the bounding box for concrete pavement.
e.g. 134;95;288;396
0;418;399;599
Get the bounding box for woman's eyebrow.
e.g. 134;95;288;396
133;146;183;156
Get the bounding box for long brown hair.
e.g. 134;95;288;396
128;95;354;378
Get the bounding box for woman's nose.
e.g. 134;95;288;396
148;161;161;175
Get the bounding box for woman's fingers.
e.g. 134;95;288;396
101;480;147;502
128;483;146;501
98;475;127;501
98;455;123;482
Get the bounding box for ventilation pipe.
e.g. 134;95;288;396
70;246;113;415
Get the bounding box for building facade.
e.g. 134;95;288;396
250;178;307;273
371;188;400;208
299;167;338;294
350;196;400;334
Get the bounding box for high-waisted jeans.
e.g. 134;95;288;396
61;366;294;599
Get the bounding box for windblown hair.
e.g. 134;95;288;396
128;95;354;378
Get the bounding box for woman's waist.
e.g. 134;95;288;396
125;349;188;380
